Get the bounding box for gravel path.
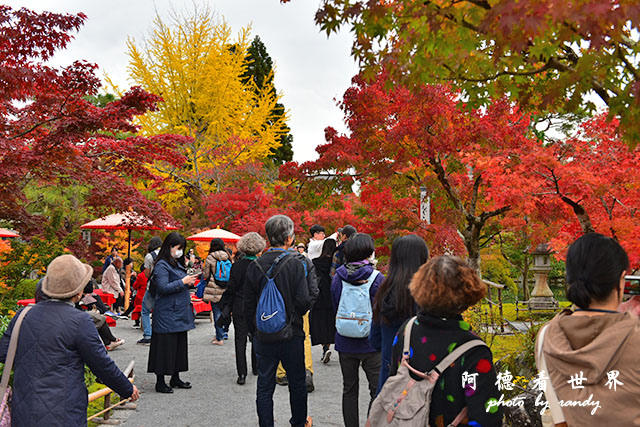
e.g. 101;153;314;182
105;314;373;426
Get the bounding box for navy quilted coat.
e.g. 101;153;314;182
0;300;133;426
151;259;195;334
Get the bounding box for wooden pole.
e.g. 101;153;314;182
124;230;132;311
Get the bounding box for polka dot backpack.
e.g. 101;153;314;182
366;316;486;427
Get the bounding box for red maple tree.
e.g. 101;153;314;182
0;6;187;236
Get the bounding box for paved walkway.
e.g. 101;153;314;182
106;315;373;426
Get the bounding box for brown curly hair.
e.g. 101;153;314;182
409;255;486;317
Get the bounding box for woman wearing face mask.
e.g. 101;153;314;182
147;232;198;393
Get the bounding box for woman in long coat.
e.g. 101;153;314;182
147;232;197;393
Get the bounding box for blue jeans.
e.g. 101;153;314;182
141;291;155;339
211;302;226;341
254;335;307;427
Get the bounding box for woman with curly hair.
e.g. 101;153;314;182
388;255;502;427
226;232;266;385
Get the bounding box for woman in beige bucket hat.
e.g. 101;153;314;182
0;254;139;425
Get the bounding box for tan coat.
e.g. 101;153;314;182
536;310;640;426
202;250;230;304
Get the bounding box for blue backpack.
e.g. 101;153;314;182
254;252;293;343
214;259;232;282
336;270;379;338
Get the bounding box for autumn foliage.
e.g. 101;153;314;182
0;6;186;237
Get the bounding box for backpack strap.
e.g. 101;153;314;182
537;323;566;425
433;340;487;375
0;305;33;402
253;252;291;279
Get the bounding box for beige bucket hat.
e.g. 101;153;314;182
41;254;93;299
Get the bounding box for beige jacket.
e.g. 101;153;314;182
101;264;123;297
202;250;230;303
536;309;640;426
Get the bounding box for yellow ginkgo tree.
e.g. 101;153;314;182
122;6;288;217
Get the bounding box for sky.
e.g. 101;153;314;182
7;0;359;162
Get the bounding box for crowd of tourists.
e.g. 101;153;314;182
1;213;640;426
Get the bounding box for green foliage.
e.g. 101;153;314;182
482;256;517;293
243;36;294;164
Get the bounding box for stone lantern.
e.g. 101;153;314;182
528;243;559;309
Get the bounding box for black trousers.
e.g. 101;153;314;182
338;351;381;427
97;322;117;345
233;313;256;377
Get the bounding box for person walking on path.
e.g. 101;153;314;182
244;215;313;427
331;233;384;427
147;232;198;393
226;232;266;384
330;225;356;278
306;224;326;260
202;238;232;345
310;238;337;364
276;245;319;392
0;254;139;426
387;255;503;427
138;236;162;345
370;234;428;392
536;233;640;426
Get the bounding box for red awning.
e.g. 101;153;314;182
187;228;241;243
81;213;177;231
0;228;19;238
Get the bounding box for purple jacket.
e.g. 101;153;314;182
331;262;384;353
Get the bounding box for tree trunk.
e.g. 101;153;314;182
522;253;530;300
463;223;482;276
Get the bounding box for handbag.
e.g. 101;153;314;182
537;323;568;427
0;305;34;425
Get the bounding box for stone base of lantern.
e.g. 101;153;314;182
528;296;559;310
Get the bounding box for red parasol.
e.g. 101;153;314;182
81;212;177;258
0;228;19;238
187;227;241;244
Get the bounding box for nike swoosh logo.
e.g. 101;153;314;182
261;311;278;321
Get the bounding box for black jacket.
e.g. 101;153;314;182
225;257;252;315
312;256;333;310
244;250;312;338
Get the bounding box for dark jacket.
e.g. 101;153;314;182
244;249;312;338
226;257;253;315
152;259;195;334
312;256;333;311
390;311;502;427
0;301;133;426
289;248;319;309
330;242;346;278
331;262;384;353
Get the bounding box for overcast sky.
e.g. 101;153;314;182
8;0;358;162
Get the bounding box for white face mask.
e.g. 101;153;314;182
173;249;183;259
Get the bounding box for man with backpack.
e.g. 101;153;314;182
244;215;313;427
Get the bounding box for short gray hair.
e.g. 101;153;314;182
237;232;266;255
265;215;295;247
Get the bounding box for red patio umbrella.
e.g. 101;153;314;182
81;212;177;259
81;212;178;311
187;227;241;244
0;228;19;238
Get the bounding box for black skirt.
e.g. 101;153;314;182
309;307;336;346
147;331;188;375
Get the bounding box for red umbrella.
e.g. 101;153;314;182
187;227;241;244
81;212;177;259
0;228;19;238
81;212;178;312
